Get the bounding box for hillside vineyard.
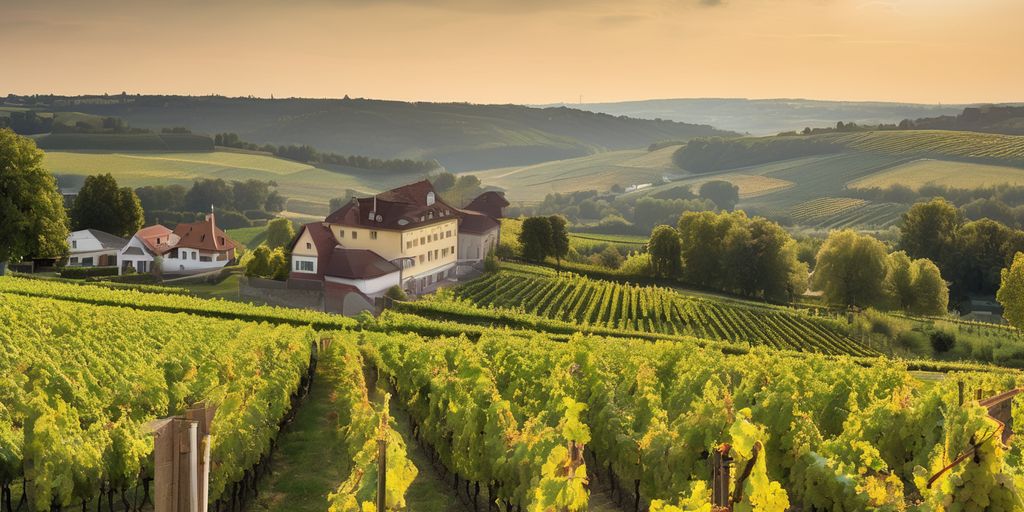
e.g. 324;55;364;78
3;277;1024;510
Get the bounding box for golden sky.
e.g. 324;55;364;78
3;0;1021;104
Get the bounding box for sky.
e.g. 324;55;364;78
2;0;1022;105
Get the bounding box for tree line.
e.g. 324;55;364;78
214;132;441;174
135;178;285;229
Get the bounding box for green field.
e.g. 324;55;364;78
466;145;682;202
42;150;415;216
848;158;1024;190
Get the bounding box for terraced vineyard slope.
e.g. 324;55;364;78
454;267;873;356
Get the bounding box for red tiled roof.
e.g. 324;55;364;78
325;180;459;230
135;225;173;254
323;248;400;280
464;191;509;219
172;214;237;252
289;223;336;279
455;208;500;235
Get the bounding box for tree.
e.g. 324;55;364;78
648;225;682;278
329;190;360;213
231;179;274;211
678;210;741;287
430;172;457;193
909;258;948;315
930;331;956;353
184;178;233;212
70;174;145;237
997;252;1024;328
698;180;740;211
135;184;186;211
899;198;962;270
548;215;570;270
265;217;296;249
951;219;1020;295
449;175;482;206
519;217;552;262
593;246;624;269
0;129;69;269
245;245;273;278
269;248;289;280
884;251;916;311
812;230;889;307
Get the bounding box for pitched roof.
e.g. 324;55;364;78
325;180;459;230
172;214;237;252
290;222;336;257
134;225;173;254
464;191;510;219
323;248;400;280
86;229;128;249
455;208;500;235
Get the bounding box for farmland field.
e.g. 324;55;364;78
466;145;682;202
848;158;1024;190
42;150;415;216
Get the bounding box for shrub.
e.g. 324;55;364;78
59;266;119;279
930;330;956;353
243;209;274;220
483;253;499;273
215;210;251;230
384;285;408;302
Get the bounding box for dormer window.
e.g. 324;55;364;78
426;191;435;206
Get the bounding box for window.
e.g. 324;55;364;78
434;249;439;260
426;191;435;205
451;245;455;254
339;230;345;238
170;248;179;259
420;237;425;245
306;242;312;250
295;260;314;272
70;257;79;264
406;241;413;249
352;231;358;240
428;251;432;262
192;252;197;260
446;230;452;238
200;256;211;262
442;248;448;257
370;231;378;240
419;255;424;263
72;240;77;249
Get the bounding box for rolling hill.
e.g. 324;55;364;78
42;150;418;217
546;98;972;135
12;95;735;171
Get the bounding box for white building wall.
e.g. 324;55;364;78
117;236;154;275
325;271;401;296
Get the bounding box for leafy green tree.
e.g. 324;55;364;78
269;248;289;280
70;173;144;237
593;245;624;269
884;251;916;311
899;198;962;270
430;172;457;193
648;225;682;278
951;219;1023;295
548;215;570;270
678;210;741;287
384;285;408;302
245;245;273;278
519;216;553;262
997;252;1024;328
698;180;740;211
184;178;233;212
231;179;274;211
0;129;69;269
265;217;296;249
909;258;948;315
135;184;186;211
813;229;889;307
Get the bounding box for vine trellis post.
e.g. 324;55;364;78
147;402;217;512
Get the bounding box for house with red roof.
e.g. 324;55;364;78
118;213;238;275
289;180;506;295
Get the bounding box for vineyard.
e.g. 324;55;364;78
823;130;1024;165
4;273;1024;511
452;268;875;356
788;197;905;229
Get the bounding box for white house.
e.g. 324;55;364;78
119;213;238;275
67;229;126;267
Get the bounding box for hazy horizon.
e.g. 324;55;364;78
4;0;1023;105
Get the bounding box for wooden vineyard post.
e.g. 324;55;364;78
377;437;388;512
711;444;732;511
147;403;217;512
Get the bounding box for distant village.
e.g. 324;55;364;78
43;180;508;315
